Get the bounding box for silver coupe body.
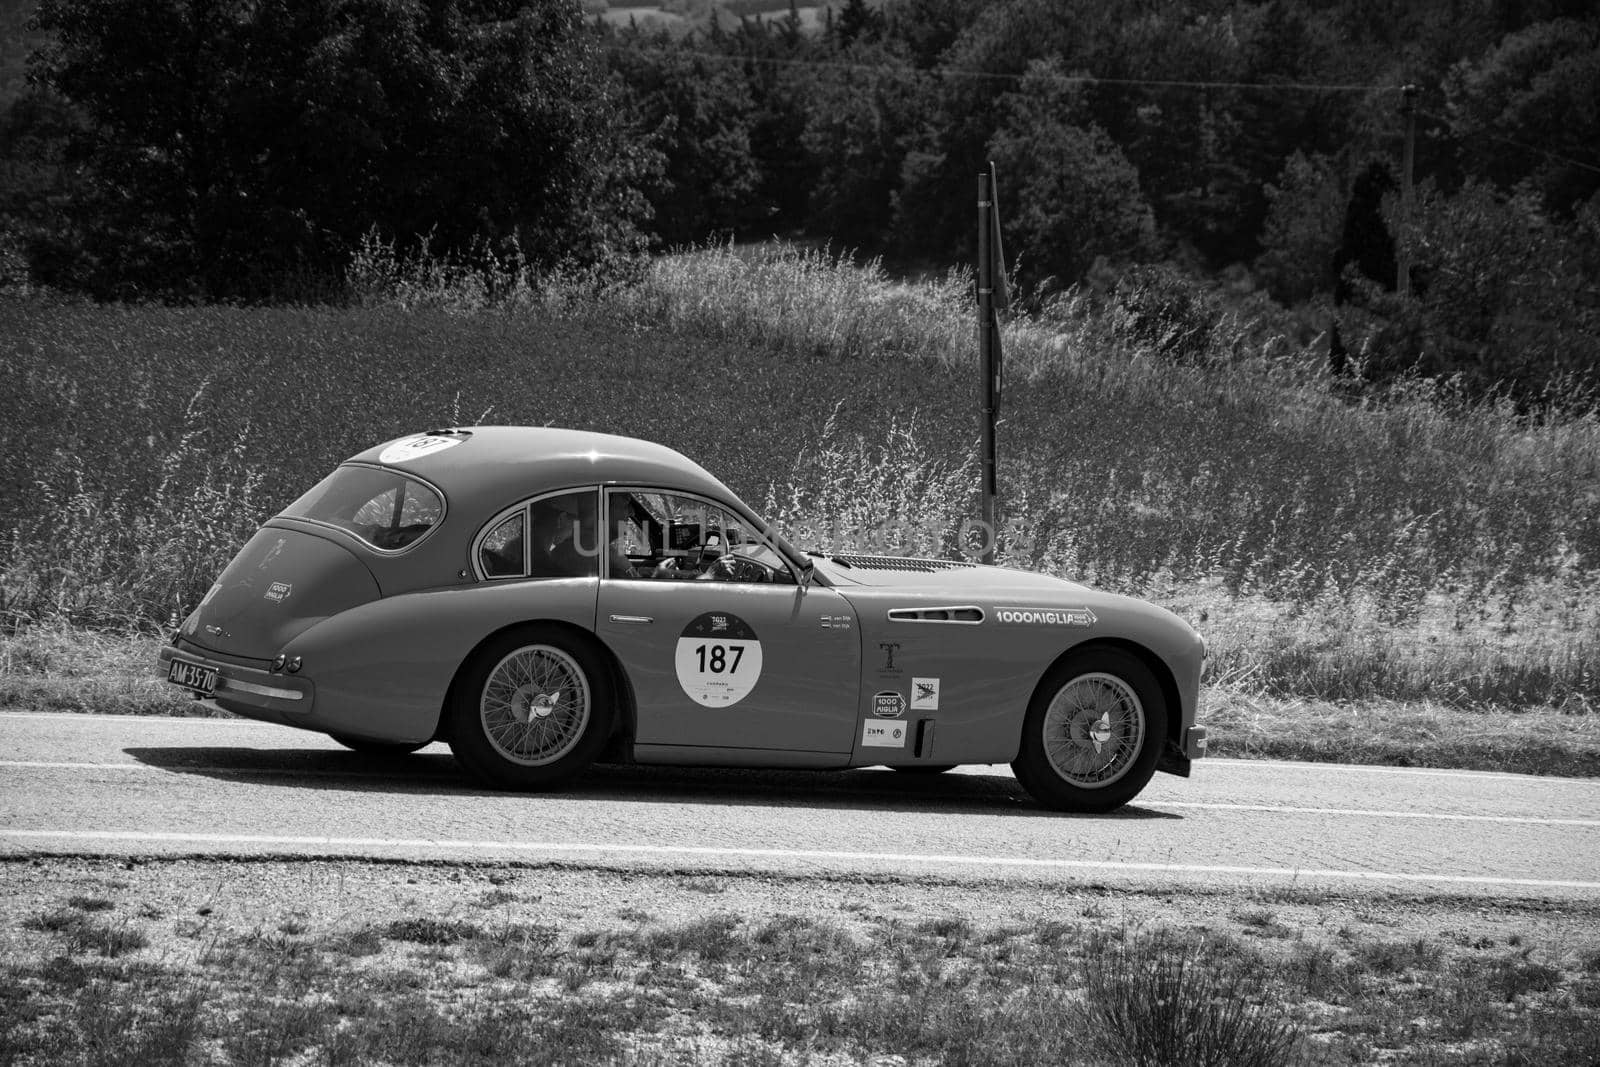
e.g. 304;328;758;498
160;427;1207;812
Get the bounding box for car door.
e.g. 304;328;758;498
595;489;861;756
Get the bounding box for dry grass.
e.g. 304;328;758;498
4;864;1600;1066
0;623;223;717
3;242;1598;730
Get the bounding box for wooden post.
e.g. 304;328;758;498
1398;83;1417;298
977;171;998;562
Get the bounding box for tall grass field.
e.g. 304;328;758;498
3;244;1598;769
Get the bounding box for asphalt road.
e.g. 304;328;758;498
3;711;1598;901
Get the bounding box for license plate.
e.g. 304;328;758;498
167;658;218;696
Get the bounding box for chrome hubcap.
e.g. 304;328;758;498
510;685;560;724
481;645;590;767
1042;673;1144;788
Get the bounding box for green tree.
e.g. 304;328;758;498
882;0;986;69
1255;151;1344;304
986;57;1155;288
1383;180;1600;397
801;44;926;248
714;14;821;235
1445;15;1600;215
890;0;1090;263
28;0;659;299
834;0;883;47
608;29;759;247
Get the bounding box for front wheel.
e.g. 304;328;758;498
1011;648;1167;813
446;626;614;790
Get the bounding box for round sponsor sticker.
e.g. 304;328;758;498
674;612;763;707
378;434;464;465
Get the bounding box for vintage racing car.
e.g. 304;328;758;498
159;427;1207;812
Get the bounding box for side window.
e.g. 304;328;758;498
527;491;599;579
475;490;599;581
607;490;786;583
479;510;526;578
282;465;445;551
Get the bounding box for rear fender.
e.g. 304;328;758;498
435;619;636;758
282;578;599;743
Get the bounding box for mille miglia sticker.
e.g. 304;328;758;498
994;607;1097;627
264;581;293;603
872;691;907;718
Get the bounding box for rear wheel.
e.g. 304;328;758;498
329;733;427;755
447;626;614;790
1011;648;1167;813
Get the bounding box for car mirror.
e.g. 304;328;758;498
795;557;815;589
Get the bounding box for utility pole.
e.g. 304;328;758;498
1398;83;1417;298
976;169;1000;563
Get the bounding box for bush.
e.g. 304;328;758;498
1078;931;1303;1067
1366;181;1600;401
1104;264;1227;365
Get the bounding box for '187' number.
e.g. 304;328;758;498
694;643;744;674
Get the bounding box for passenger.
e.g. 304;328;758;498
528;504;588;577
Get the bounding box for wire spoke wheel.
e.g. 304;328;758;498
1040;671;1146;789
479;644;591;767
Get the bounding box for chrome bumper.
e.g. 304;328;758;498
1185;725;1208;760
157;644;314;719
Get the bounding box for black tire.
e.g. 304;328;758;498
446;625;614;790
329;733;428;755
890;765;957;774
1011;647;1167;813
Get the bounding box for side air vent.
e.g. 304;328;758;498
830;554;978;573
888;606;985;624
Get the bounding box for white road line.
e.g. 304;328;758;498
1149;802;1600;827
1199;759;1600;786
0;760;412;779
4;829;1598;892
4;761;149;771
0;711;256;724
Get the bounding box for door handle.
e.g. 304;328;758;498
608;614;654;625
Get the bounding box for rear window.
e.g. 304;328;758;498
281;465;445;551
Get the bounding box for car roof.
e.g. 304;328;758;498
348;426;738;511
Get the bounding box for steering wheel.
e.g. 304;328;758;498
707;553;771;583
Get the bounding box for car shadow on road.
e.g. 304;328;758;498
120;745;1183;821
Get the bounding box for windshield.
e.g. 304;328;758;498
281;464;445;551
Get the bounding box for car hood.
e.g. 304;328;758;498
813;554;1092;595
815;553;1202;655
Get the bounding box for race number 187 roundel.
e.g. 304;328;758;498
674;612;763;707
